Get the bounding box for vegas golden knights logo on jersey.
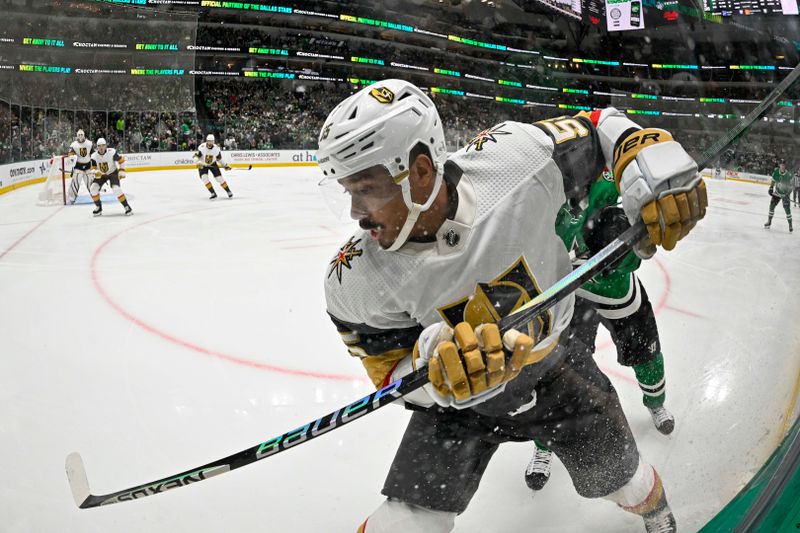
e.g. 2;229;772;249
205;155;214;165
466;123;512;152
80;148;87;158
437;257;552;340
99;162;109;173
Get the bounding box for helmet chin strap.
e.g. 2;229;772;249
386;166;444;252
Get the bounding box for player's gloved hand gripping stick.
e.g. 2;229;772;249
66;61;800;509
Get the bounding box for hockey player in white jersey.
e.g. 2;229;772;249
317;80;707;533
66;129;93;204
194;134;233;199
89;138;132;217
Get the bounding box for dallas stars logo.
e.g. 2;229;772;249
466;123;512;152
328;237;363;283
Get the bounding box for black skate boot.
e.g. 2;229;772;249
227;190;233;198
209;191;218;200
648;406;675;435
524;443;552;491
124;205;133;216
764;220;771;229
92;206;102;217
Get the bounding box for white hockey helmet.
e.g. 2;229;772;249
96;138;107;146
76;129;85;141
206;134;215;142
316;79;448;251
317;79;447;184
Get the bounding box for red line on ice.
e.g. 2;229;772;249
0;206;64;262
90;207;367;383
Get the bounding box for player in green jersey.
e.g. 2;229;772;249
526;169;675;492
764;162;793;233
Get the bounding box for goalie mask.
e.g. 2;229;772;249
317;79;447;251
76;130;85;142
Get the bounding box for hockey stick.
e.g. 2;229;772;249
225;164;252;172
65;220;639;509
66;62;800;509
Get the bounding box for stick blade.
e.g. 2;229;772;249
65;452;92;508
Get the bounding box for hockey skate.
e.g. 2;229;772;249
648;406;675;435
124;205;133;216
524;444;552;491
209;191;218;200
643;503;677;533
92;207;102;217
227;190;233;198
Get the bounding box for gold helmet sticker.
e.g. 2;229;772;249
369;87;394;104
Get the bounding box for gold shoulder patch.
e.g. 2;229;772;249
369;87;394;104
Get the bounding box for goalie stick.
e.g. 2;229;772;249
66;61;800;510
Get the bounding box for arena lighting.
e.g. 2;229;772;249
699;97;726;103
249;47;289;56
466;92;495;100
652;64;700;69
91;0;794;71
243;71;295;78
631;93;658;99
135;43;179;51
572;58;621;66
130;68;184;75
199;2;292;13
563;88;589;94
447;35;507;50
347;77;377;85
496;96;525;104
626;109;661;115
339;14;413;32
431;87;465;96
22;38;65;47
350;56;384;65
559;103;592;110
19;64;70;73
729;65;776;70
464;73;494;82
434;68;461;76
498;80;522;87
527;84;559;91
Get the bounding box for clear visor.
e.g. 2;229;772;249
318;165;405;223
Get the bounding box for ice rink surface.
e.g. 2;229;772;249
1;167;799;532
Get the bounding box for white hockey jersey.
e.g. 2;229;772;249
91;148;123;176
195;143;223;167
325;122;578;386
69;140;93;164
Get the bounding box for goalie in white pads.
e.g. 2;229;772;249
67;129;93;204
89;138;132;217
194;134;233;199
317;80;707;533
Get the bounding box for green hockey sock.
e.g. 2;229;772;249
633;352;666;409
